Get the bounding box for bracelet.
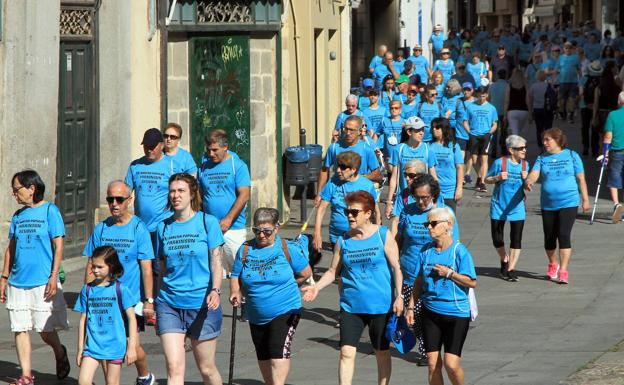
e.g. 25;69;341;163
1;275;8;280
407;307;414;310
446;269;454;278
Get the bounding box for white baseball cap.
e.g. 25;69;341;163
404;116;425;130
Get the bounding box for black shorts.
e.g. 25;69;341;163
422;307;470;356
468;134;491;156
250;312;301;360
339;310;390;351
456;138;468;151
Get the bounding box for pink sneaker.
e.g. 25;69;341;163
558;270;569;284
547;263;559;280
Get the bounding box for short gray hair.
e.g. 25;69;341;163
345;94;358;104
619;91;624;106
428;207;455;227
107;180;131;195
404;159;428;174
253;207;280;226
344;115;363;128
505;135;527;149
445;79;462;97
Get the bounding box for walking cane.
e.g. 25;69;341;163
590;154;607;225
228;305;238;385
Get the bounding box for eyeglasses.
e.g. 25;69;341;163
512;146;527;151
163;134;180;140
337;163;351;170
408;90;418;95
390;107;401;110
252;227;275;237
404;172;419;179
106;196;130;204
12;186;25;194
415;194;432;202
424;220;448;228
344;127;359;132
432;125;443;130
344;208;364;217
429;93;438;97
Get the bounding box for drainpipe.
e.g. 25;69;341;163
287;0;304;131
158;0;168;127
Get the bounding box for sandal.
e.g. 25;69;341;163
10;375;35;385
55;344;70;379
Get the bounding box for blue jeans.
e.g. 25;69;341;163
607;150;624;189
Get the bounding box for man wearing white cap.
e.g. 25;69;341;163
407;44;431;84
429;24;446;61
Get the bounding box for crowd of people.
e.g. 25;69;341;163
1;19;624;385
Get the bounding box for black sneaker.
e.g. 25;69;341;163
415;354;428;366
477;183;487;193
500;261;509;279
507;270;519;282
475;177;482;190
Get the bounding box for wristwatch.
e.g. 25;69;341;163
145;297;154;304
212;288;221;295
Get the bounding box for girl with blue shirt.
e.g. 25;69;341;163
75;246;138;385
156;173;225;384
431;118;464;211
524;129;589;284
1;170;70;384
379;75;396;111
417;85;444;142
230;208;312;385
405;207;476;385
484;135;529;282
377;100;405;160
163;123;198;175
303;191;403;385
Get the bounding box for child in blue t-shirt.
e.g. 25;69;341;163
75;246;138;384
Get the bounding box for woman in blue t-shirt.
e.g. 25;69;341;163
303;191;403;385
230;208;312;384
485;135;530;282
0;170;70;384
430;118;464;211
406;207;477;385
163;122;198;175
525;129;590;284
155;173;225;384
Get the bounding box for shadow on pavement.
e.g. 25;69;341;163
0;360;78;385
475;266;547;281
301;307;340;327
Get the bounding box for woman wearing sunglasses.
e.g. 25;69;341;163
303;191;403;385
162;123;198;175
313;151;380;252
405;207;477;385
155;173;224;384
430;117;464;212
484;135;530;282
229;208;312;385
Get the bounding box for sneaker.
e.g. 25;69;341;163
558;269;569;284
475;177;482;189
612;203;622;224
507;270;519;282
547;263;559;280
477;183;487;193
464;174;472;184
415;354;428;366
136;373;156;385
500;261;509;279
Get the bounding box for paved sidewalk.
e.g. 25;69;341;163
1;118;624;384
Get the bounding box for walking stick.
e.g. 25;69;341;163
590;154;607;225
228;305;238;385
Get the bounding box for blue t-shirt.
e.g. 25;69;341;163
74;282;135;360
323;140;380;176
546;57;560;83
231;236;309;325
83;216;155;305
487;158;529;220
526;62;548;85
358;96;371;110
199;152;251;230
401;101;419;118
466;62;487;86
518;42;534;62
125;156;174;232
389;143;437;191
376;117;405;157
416;102;443;142
406;55;430;84
556;54;580;83
378;90;395;110
433;59;456;84
454;98;474;140
431;142;464;199
429;33;446;52
339;226;393;314
394;59;405;74
362;106;386;139
8;203;65;289
413;242;476;317
466;102;498;136
369;55;383;71
583;42;602;61
532;150;584;210
156;212;225;309
334;109;370;131
373;65;393;90
167;147;198;175
442;94;462;127
320;176;378;243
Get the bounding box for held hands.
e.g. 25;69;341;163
499;171;508;181
521;171;528;179
300;285;319;302
44;276;58;301
524;180;534;192
206;290;221;310
142;303;155;319
384;201;394;219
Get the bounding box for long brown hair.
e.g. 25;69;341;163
167;173;203;212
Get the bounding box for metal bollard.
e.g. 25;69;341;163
299;128;307;222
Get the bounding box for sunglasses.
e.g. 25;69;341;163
512;146;527;151
163;134;180;140
424;220;448;228
106;196;130;204
404;172;419;179
441;52;450;55
390;107;401;110
337;163;351;170
344;208;364;217
429;93;438;97
252;227;275;236
408;90;418;95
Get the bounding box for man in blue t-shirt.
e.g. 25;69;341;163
332;94;373;141
464;87;499;192
556;42;581;123
369;45;387;74
82;180;156;385
429;24;446;61
315;116;381;207
199;129;251;276
373;51;400;90
407;44;431;84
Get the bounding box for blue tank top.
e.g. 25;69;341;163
339;226;392;314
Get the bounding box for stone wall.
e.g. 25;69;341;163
167;34;191;149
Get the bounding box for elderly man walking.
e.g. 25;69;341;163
603;92;624;223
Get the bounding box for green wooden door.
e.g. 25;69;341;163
188;36;251;166
56;41;96;257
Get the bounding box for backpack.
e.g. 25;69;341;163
501;156;528;206
85;281;128;336
583;76;600;106
241;235;322;269
544;83;557;112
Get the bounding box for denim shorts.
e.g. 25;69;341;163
607;150;624;189
155;299;222;341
